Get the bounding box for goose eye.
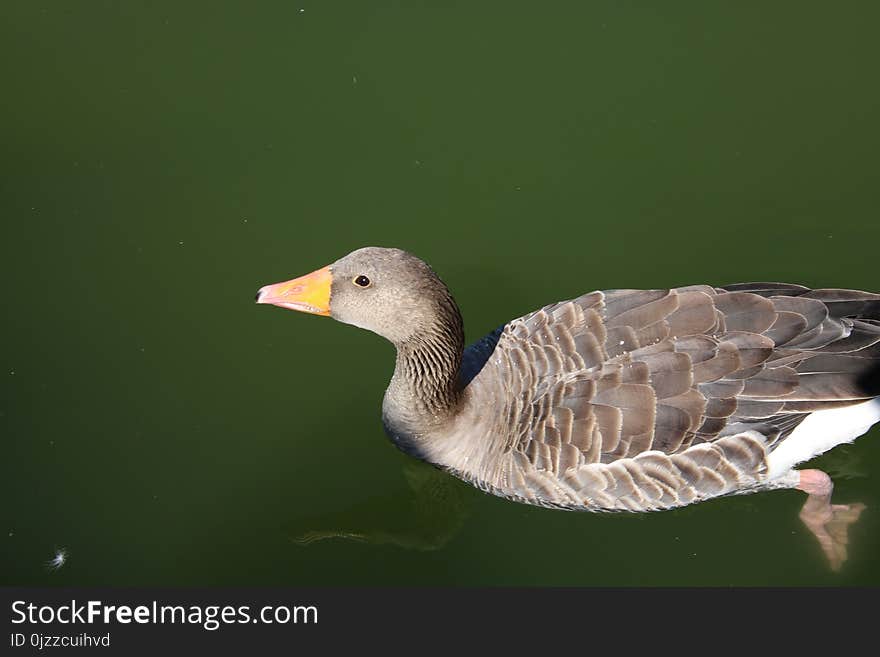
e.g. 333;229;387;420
353;275;371;288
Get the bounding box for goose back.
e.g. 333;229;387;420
424;284;880;511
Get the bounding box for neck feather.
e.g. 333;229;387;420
383;295;465;438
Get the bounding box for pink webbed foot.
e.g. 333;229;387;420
796;469;866;572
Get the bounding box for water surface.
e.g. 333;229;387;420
2;1;879;586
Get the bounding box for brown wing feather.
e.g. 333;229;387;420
468;283;880;510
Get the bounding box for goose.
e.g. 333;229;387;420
257;247;879;569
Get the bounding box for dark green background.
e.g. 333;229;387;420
2;1;879;585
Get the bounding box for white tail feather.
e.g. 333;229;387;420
766;399;880;479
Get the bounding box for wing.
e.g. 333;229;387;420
465;283;880;508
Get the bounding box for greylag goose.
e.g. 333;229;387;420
257;247;879;568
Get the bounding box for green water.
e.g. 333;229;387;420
3;1;879;586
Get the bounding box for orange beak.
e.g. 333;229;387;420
255;265;332;316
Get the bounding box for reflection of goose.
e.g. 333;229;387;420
292;462;470;551
258;247;879;569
